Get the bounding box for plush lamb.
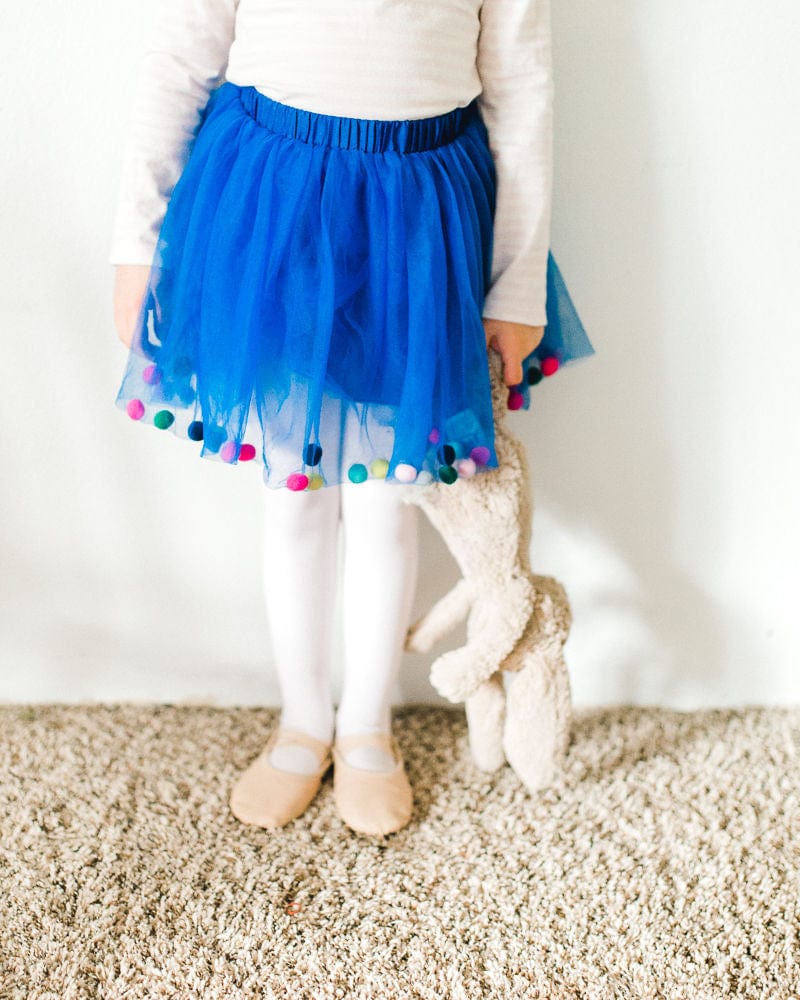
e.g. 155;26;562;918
398;348;573;794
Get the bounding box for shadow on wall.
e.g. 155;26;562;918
496;1;763;707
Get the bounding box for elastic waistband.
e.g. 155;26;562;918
233;83;479;153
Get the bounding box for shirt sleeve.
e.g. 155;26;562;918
476;0;553;327
108;0;239;265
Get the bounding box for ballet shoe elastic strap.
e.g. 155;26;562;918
334;731;400;766
271;727;334;766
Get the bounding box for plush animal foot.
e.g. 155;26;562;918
430;646;500;703
502;650;572;794
430;654;475;703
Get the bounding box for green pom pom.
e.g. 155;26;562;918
154;409;175;430
438;465;458;485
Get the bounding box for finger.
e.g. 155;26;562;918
504;359;523;387
498;344;523;387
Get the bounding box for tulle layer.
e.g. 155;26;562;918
115;81;594;490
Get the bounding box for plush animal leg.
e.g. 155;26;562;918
502;647;573;794
404;578;473;654
464;672;507;772
427;574;535;703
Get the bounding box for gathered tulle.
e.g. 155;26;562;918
511;253;596;409
115;81;594;490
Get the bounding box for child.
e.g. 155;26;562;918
110;0;594;837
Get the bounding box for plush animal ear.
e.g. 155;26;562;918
487;348;509;415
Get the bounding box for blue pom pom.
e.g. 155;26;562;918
203;426;225;453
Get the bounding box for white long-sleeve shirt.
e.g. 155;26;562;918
108;0;553;327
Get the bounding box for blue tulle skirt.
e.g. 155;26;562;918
115;81;595;490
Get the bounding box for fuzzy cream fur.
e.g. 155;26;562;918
398;349;573;794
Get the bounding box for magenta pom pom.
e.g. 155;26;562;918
471;445;490;465
541;356;559;376
428;427;440;444
239;443;256;461
286;472;309;491
507;389;524;410
142;364;161;385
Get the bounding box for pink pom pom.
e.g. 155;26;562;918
220;440;238;463
507;389;524;410
428;427;440;444
239;443;256;461
455;458;477;478
142;364;161;385
126;399;145;420
394;463;418;483
541;356;559;376
286;472;309;491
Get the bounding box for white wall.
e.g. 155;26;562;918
1;0;798;710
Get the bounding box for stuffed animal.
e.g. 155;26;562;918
398;348;573;794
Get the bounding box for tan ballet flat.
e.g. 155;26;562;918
332;731;414;836
229;726;333;829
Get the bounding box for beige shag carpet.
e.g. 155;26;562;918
1;703;799;999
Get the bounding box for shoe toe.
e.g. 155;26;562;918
229;730;332;829
332;737;413;836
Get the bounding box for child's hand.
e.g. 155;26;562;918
113;264;153;350
483;317;545;387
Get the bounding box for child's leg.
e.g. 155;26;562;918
337;479;419;771
260;482;341;773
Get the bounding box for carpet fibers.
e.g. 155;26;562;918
1;703;798;999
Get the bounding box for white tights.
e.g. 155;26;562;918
260;478;419;773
